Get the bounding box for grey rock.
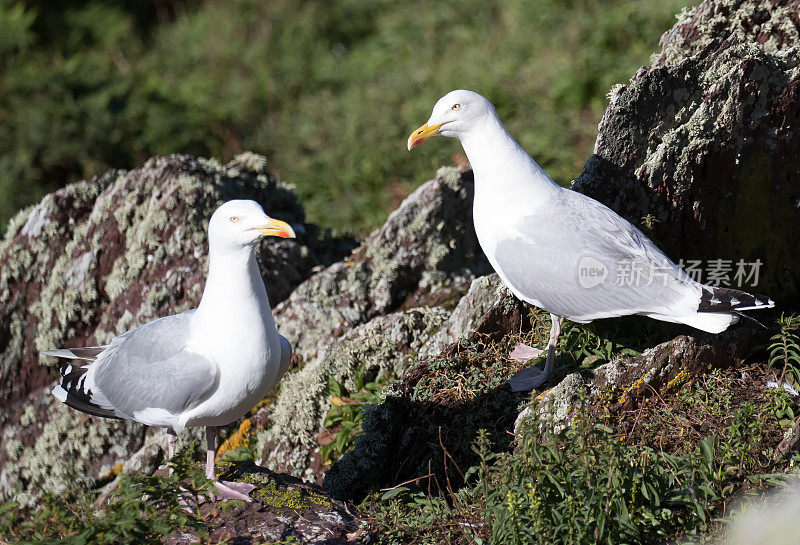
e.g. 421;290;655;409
418;273;515;359
256;166;491;480
257;307;450;480
274;166;490;366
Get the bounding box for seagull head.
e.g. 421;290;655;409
407;89;496;150
208;200;296;252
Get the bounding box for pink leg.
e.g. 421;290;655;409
507;314;562;392
205;426;216;480
206;425;255;501
166;428;177;460
509;344;543;362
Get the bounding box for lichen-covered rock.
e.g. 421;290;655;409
165;463;365;544
418;273;516;359
254;166;492;480
0;390;144;506
0;153;350;502
274;166;490;366
515;324;771;434
655;0;800;66
572;0;800;304
256;307;450;481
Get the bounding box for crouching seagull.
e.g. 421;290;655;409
408;89;774;392
46;200;295;500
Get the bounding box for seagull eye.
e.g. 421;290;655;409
452;103;461;111
229;216;240;223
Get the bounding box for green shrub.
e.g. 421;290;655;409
0;444;212;544
0;0;689;235
482;398;721;544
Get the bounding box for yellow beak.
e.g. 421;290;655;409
407;122;446;151
251;218;296;239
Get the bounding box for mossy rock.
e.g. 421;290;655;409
166;461;363;544
254;167;493;481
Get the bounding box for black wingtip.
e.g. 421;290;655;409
56;365;120;420
699;286;775;313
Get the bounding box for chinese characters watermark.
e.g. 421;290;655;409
578;257;764;289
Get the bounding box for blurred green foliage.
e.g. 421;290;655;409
0;0;688;234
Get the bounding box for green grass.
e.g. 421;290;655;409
0;0;691;235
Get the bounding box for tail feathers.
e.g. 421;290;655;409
698;286;775;313
646;311;738;334
43;346;107;361
52;364;119;420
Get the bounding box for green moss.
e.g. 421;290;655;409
254;481;331;509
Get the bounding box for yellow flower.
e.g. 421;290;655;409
216;418;254;461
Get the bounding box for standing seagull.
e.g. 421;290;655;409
408;90;774;391
45;200;295;500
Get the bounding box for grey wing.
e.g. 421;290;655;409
554;190;676;266
494;190;698;320
278;334;292;379
91;311;218;418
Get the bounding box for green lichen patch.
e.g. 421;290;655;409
217;461;334;510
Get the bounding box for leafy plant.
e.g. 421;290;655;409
559;319;643;365
319;365;392;464
481;397;723;544
365;483;487;545
768;314;800;387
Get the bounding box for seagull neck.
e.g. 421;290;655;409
459;115;561;200
195;247;271;324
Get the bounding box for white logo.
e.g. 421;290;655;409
578;256;608;289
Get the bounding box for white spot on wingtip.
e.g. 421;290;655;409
52;385;67;403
